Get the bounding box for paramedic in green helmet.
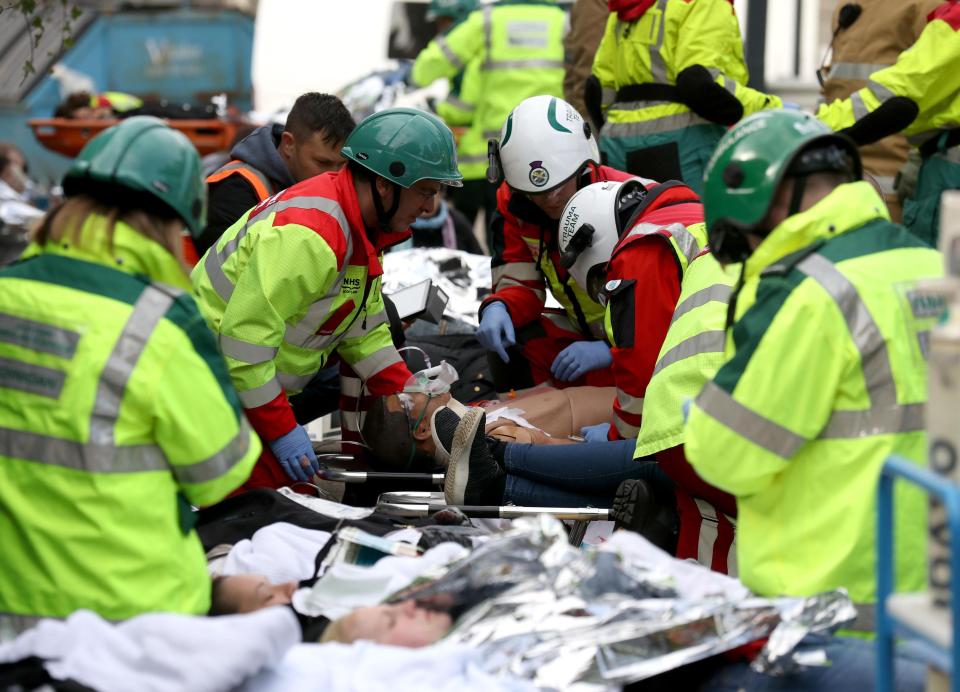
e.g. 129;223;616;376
685;109;942;615
0;116;260;631
192;107;463;489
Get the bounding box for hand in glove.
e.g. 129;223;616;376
476;302;516;363
581;422;611;443
550;340;612;382
269;425;319;482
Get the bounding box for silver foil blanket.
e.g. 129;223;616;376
387;516;857;689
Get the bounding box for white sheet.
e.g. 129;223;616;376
220;522;332;583
241;641;538;692
0;607;300;692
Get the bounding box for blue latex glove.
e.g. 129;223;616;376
682;398;692;422
782;101;802;110
551;340;613;382
581;422;611;443
269;425;319;482
476;302;516;363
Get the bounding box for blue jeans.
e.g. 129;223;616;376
502;440;667;507
701;634;927;692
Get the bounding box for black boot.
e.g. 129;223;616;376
611;479;679;554
433;406;505;505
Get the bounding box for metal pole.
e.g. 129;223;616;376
745;0;768;91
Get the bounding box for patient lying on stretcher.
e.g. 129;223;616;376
210;574;452;647
360;365;676;549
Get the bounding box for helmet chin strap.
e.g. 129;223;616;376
370;176;402;231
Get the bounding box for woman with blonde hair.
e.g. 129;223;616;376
0;117;260;637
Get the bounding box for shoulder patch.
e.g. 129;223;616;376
928;1;960;30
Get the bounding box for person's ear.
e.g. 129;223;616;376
279;131;296;159
412;417;432;441
375;175;395;202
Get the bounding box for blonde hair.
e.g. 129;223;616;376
33;195;187;270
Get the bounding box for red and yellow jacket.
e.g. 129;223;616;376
603;181;705;438
481;164;634;337
192;169;412;442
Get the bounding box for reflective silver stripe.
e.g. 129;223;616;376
667;224;702;266
694;498;719;568
350;347;403;380
497;278;547;296
617;390;644;414
444;94;475;112
648;0;669;83
613;417;640;439
341;410;362;432
867;80;895;102
627;222;701;266
796;254;896;409
0;313;80;358
608;99;676;111
602;112;711;137
219;334;278;365
671;284;733;323
851;91;869;120
238;378;282;408
697;381;808;458
90;286;174;447
652;330;725;377
493;262;540;284
341;377;363;398
721;76;738;96
482;59;564;70
0;357;66;398
437;35;464;70
601;86;616;108
820;403;925;438
0;425;167;474
828;62;891;81
172;418;253;484
276;371;315;393
507;20;548;47
204;196;352;302
284;297;338;347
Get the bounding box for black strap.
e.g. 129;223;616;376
615;83;683;104
919;127;960;159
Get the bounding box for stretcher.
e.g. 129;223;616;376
28;118;238;157
376;490;609;547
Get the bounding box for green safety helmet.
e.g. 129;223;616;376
340;107;463;189
63;116;206;238
426;0;478;23
703;109;861;264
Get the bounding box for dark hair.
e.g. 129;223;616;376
0;142;20;174
285;93;356;146
54;91;94;118
208;576;231;616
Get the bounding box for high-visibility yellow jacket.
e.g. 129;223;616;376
0;218;259;620
191;169;412;442
411;0;566;180
593;0;781;139
817;2;960;150
819;0;941;199
685;182;943;604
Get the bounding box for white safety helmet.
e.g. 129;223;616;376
558;179;649;298
488;95;600;194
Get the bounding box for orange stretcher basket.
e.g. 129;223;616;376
28;118;238;158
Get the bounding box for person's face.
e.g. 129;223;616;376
525;176;579;220
387;391;452;444
379;179;442;232
339;600;452;647
282;130;347;182
1;148;27;193
216;574;297;614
